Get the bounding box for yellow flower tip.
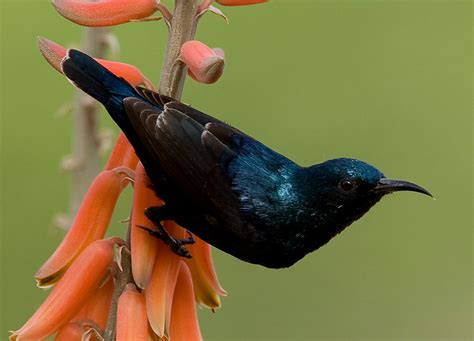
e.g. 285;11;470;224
117;284;148;341
186;237;227;309
14;239;115;340
180;41;225;84
52;0;159;27
35;170;126;286
35;266;67;289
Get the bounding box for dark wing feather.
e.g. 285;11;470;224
135;86;231;128
123;97;244;235
123;95;300;255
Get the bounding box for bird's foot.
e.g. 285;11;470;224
137;224;195;258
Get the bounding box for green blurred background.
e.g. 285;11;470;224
1;0;472;340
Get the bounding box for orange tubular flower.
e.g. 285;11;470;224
54;322;86;341
30;10;228;338
180;40;225;84
116;284;148;341
186;236;227;309
216;0;268;5
11;238;118;341
105;133;139;171
145;225;185;338
52;0;159;27
73;274;114;329
170;262;203;341
38;37;154;88
35;168;130;287
131;163;163;289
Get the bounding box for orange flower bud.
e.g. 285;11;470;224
105;133;139;171
11;239;116;341
170;262;203;341
145;223;186;338
131;163;163;289
180;41;225;84
38;37;153;87
35;169;128;287
52;0;159;27
73;274;114;329
186;236;226;309
216;0;268;5
116;284;148;341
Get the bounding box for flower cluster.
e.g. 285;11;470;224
12;0;268;339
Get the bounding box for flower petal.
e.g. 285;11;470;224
180;41;225;84
170;262;203;341
54;322;85;341
105;133;138;171
52;0;159;27
38;37;153;87
73;273;114;329
116;284;148;341
11;239;116;341
216;0;268;6
131;163;163;289
145;223;186;338
35;170;127;287
186;236;226;309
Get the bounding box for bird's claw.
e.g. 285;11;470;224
136;224;194;258
180;231;196;245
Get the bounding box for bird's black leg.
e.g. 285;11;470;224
139;205;195;258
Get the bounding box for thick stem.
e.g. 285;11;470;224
70;28;109;219
159;0;199;99
103;245;133;341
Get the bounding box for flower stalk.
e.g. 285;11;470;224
159;0;199;99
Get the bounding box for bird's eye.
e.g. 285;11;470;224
339;179;354;192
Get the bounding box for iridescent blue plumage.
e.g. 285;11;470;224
61;49;431;268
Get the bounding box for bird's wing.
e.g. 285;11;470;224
123;91;298;229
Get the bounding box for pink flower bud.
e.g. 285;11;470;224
216;0;268;6
52;0;159;27
180;41;225;84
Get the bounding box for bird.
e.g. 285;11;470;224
61;49;431;269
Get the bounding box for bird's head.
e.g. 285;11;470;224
301;158;432;227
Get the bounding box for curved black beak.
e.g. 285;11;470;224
372;178;432;197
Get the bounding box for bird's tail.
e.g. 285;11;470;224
61;49;138;128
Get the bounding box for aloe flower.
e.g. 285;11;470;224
16;0;271;338
52;0;161;27
12;50;226;340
